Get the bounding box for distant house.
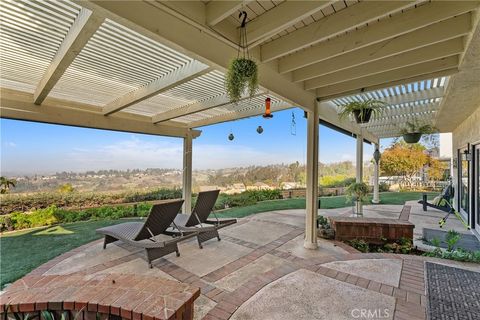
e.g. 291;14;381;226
281;182;299;190
247;182;272;191
199;185;219;192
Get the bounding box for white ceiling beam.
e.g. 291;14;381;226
1;88;200;138
261;0;416;62
33;8;104;105
278;2;478;73
152;92;264;123
206;1;247;26
187;101;291;128
304;38;464;90
102;62;211;115
316;57;459;98
294;14;471;83
247;1;333;47
78;0;317;112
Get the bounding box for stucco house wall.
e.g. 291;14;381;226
451;104;480;230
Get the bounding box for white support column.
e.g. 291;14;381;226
356;134;364;182
304;106;319;249
372;143;381;204
356;134;364;215
182;132;193;214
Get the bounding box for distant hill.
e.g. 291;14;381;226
4;161;370;194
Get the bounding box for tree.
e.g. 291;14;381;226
427;158;448;181
380;142;428;189
0;176;16;194
58;183;75;193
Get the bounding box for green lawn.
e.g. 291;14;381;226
217;191;435;218
0;219;141;288
0;191;433;288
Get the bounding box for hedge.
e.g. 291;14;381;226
0;189;283;232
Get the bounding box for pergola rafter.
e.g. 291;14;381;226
102;62;211;115
33;8;104;105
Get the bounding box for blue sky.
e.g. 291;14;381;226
0;108;375;175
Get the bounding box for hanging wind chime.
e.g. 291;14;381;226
291;112;296;135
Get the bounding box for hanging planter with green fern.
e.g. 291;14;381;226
225;11;258;103
400;120;436;144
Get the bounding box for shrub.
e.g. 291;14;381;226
349;239;370;253
423;248;480;263
0;188;182;214
0;189;285;231
5;206;59;230
379;182;390;192
445;230;461;251
319;175;355;188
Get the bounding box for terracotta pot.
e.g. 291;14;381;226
353;109;373;123
403;133;422;143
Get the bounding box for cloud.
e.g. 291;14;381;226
5;142;16;147
340;153;354;161
60;137;302;171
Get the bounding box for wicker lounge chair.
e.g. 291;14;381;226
97;199;196;267
171;190;237;248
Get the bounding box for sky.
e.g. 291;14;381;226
0;108;376;175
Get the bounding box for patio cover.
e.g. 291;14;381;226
1;0;479;248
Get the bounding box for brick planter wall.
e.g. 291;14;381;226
329;217;414;244
0;274;200;320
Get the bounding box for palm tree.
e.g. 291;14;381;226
0;176;16;194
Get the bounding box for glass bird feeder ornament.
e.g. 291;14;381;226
373;148;381;163
263;97;273;119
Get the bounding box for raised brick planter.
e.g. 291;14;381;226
0;274;200;320
329;216;414;243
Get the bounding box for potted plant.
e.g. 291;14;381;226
226;58;258;103
225;11;258;103
338;99;386;124
400;121;436;144
345;182;370;216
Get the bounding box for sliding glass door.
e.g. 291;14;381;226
475;144;480;231
458;148;469;221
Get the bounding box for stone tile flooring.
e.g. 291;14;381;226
14;203;480;320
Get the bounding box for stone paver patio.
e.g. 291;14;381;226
12;203;480;320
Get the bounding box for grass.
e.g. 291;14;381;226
0;191;433;288
217;191;435;218
0;218;141;288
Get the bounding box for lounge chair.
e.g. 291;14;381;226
97;199;196;267
171;190;237;248
418;180;470;230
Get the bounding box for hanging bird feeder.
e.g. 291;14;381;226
263;97;273;119
257;126;263;134
228;133;235;141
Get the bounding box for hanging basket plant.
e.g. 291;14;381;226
225;11;259;103
338;99;386;124
400;121;436;144
226;58;258;103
